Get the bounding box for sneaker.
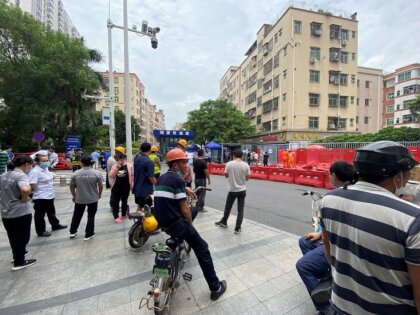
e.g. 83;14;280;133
11;251;28;263
215;221;228;228
12;259;37;271
210;280;227;301
311;279;332;304
52;224;67;231
114;218;122;224
234;227;242;234
121;215;129;220
69;232;78;239
84;233;96;241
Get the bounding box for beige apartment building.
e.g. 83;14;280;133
96;71;165;144
220;6;360;143
356;66;383;133
383;63;420;128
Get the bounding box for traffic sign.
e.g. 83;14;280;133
32;131;45;143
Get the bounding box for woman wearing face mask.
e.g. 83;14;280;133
0;155;37;271
108;153;134;223
28;154;67;237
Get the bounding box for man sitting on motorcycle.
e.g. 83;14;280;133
152;148;227;301
296;161;355;314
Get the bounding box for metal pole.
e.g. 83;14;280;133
107;19;115;154
123;0;133;161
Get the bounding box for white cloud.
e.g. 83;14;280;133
63;0;420;128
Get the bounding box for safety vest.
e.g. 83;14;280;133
149;154;160;174
71;155;80;166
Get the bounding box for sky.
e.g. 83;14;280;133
63;0;420;129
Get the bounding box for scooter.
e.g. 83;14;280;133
128;195;157;249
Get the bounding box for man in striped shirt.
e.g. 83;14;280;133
321;141;420;315
153;148;227;301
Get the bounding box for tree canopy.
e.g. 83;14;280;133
184;99;256;144
409;95;420;120
0;1;102;148
315;126;420;143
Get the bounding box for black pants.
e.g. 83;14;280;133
221;190;246;229
2;214;32;265
111;188;130;219
194;178;207;210
164;208;220;292
33;199;60;235
70;202;98;237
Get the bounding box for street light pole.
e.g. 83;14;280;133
123;0;132;161
107;19;115;154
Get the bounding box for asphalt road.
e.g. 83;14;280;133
204;174;329;237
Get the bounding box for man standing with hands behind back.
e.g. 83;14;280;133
215;149;250;234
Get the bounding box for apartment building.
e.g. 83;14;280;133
356;67;383;133
17;0;80;37
96;71;166;144
220;5;360;143
383;63;420;128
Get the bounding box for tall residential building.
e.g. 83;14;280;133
356;67;383;133
383;63;420;128
17;0;80;37
96;71;166;144
220;5;359;143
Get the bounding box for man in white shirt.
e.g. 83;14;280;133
48;147;59;169
215;149;250;234
29;154;67;236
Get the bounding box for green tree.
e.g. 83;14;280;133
409;95;420;121
184;99;256;144
0;2;102;148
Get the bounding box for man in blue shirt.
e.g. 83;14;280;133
133;143;157;211
153;148;227;301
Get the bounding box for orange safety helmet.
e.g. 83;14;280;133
151;145;158;153
166;148;188;162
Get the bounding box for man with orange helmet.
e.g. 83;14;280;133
153;148;227;301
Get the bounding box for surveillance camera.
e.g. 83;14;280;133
151;36;158;49
154;27;160;33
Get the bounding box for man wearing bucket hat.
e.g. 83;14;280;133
320;141;420;314
153;148;227;301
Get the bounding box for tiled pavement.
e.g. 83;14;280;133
0;184;316;315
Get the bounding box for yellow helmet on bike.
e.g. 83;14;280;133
143;215;158;232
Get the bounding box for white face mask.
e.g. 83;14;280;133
393;172;407;197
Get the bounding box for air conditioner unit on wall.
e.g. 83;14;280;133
310;57;317;64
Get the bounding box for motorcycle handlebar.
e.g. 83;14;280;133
194;186;212;192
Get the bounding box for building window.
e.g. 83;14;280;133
352;53;356;61
385;79;395;88
114;96;119;103
310;70;320;82
403;84;420;95
386;118;394;125
284;46;287;56
329;71;340;84
340;74;348;85
403;100;412;109
310;47;321;60
386;105;394;113
403;114;417;123
282;93;287;102
397;90;400;96
294;20;302;33
114;87;119;95
364;116;369;124
365;98;370;106
340;51;349;63
340;96;348;107
338;118;347;129
272;119;279;130
351;75;356;83
309;117;319;128
263;59;273;75
282;116;286;126
329;48;340;62
283;69;287;78
357;79;360;87
328;116;338;129
398;71;411;82
330;24;340;39
273;53;279;68
309;93;320;106
341;29;349;41
274;33;278;42
365;80;370;88
311;22;322;36
351;96;355;104
114;77;119;84
328;94;338;107
278;28;282;37
263;80;272;94
257;96;262;106
356;116;359;124
273;76;279;88
257;115;261;124
387;92;394;100
352;31;356;38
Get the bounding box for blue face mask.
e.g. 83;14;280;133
24;168;32;175
40;161;50;169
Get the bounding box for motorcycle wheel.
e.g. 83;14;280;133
154;277;170;315
128;223;149;249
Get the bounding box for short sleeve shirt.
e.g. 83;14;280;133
225;160;250;192
70;167;102;204
193;159;208;180
0;169;32;218
28;165;55;199
133;153;154;197
153;171;187;227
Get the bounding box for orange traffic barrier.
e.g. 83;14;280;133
294;169;326;188
210;164;225;176
249;166;269;180
268;167;295;183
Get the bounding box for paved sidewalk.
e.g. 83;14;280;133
0;184;316;315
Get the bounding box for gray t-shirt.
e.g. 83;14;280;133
0;170;32;218
70;167;103;204
224;160;250;192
